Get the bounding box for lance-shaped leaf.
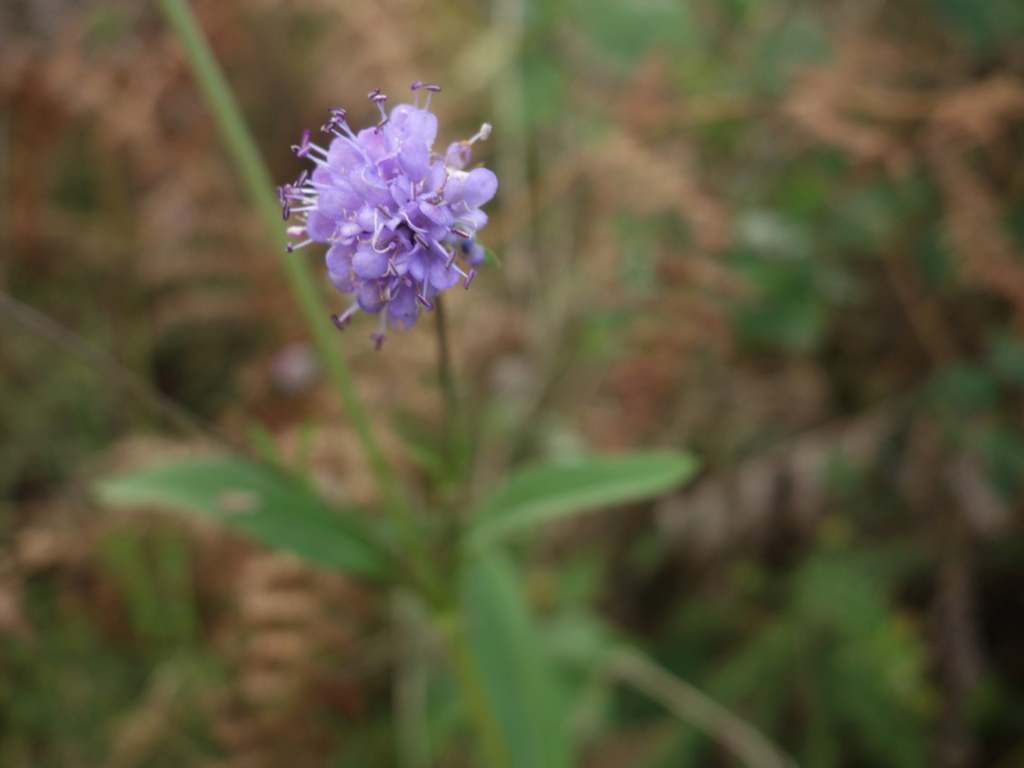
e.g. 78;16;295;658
98;455;390;579
460;551;574;768
467;451;697;550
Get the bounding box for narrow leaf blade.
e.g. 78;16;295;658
97;455;390;579
468;451;697;549
460;552;573;768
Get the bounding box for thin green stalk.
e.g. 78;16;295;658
434;296;471;489
607;648;799;768
435;296;458;435
155;0;434;588
432;295;506;768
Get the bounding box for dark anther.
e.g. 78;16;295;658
330;314;347;331
322;108;348;133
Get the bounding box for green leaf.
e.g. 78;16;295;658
460;552;573;768
483;244;502;267
467;451;697;550
97;454;390;579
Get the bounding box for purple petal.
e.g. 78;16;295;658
407;108;439;145
356;206;376;231
392;106;438;147
391;181;411;207
327;138;362;173
419;201;452;227
326;243;353;274
352;243;390;279
391;243;420;277
329;270;356;293
426;162;447;193
356;127;390;162
427;254;460;290
445;141;471;169
445;167;497;208
350;166;392;206
306;211;335;241
388;104;414;130
318;184;361;219
357;281;386;314
406;247;428;282
387;282;419;330
337;221;362;239
456;209;488;232
399;139;431;183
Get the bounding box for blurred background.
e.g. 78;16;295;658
2;0;1024;766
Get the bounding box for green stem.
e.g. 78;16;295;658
607;648;799;768
434;296;471;491
155;0;434;592
434;296;464;469
435;296;458;436
437;614;517;768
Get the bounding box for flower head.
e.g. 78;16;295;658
279;83;496;348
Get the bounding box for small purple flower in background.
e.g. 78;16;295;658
278;82;496;349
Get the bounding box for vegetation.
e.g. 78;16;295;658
2;0;1023;766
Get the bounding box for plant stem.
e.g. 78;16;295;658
434;296;471;491
607;648;800;768
435;296;458;432
155;0;435;593
434;296;463;467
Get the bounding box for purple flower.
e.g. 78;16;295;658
279;83;496;349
